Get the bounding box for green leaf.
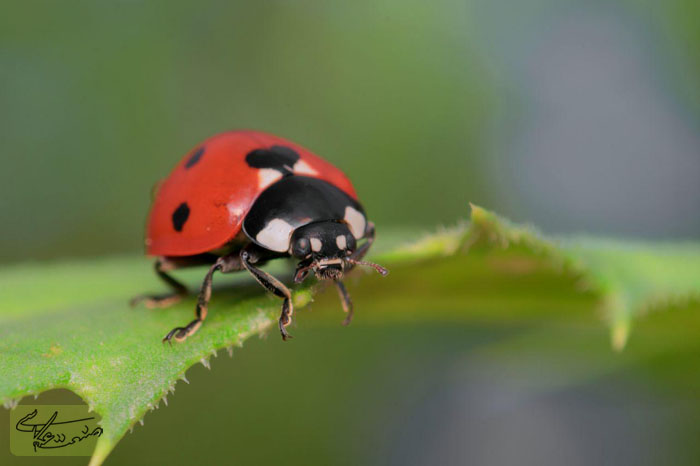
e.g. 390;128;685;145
0;259;316;465
465;206;700;349
1;205;699;465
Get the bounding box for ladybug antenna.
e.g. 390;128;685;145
345;258;389;276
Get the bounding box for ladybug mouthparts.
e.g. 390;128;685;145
295;257;389;283
314;260;345;280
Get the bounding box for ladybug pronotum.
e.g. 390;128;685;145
132;130;388;343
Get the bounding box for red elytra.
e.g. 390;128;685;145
146;130;358;257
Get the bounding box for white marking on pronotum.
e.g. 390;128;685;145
310;237;323;252
293;160;318;175
336;235;347;250
344;206;366;239
258;168;283;190
256;218;294;252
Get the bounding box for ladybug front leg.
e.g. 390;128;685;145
240;248;294;341
350;221;375;262
130;257;190;309
338;223;380;326
162;254;243;344
335;280;354;326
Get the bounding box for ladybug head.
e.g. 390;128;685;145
290;221;387;282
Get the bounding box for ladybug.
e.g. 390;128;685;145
132;130;388;343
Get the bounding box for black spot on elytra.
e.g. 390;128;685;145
185;147;205;169
245;145;300;175
172;202;190;232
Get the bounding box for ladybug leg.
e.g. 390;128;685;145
240;248;294;341
335;280;354;326
350;222;375;262
162;254;244;344
337;223;379;326
130;257;189;309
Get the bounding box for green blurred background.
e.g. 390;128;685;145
2;0;699;263
2;0;700;465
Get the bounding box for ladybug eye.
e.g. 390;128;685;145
292;237;310;257
345;234;356;252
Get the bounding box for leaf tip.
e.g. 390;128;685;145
469;203;491;225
